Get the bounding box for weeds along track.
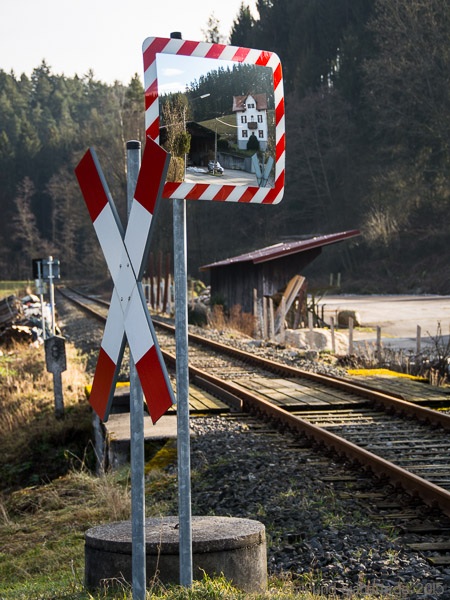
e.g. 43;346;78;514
57;286;450;519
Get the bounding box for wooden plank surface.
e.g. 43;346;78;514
236;377;365;409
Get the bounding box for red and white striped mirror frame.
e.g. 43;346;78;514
142;36;285;204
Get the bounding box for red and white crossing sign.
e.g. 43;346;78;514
75;139;175;423
142;36;285;204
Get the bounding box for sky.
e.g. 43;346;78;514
157;53;242;94
0;0;256;85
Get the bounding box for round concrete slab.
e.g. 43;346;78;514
85;516;267;592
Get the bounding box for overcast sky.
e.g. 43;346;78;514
0;0;257;84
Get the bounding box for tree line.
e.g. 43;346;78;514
0;63;146;280
229;0;450;293
1;0;449;293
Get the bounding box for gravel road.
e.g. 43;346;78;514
318;294;450;352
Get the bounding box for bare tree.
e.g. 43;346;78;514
10;177;52;276
365;0;450;156
202;13;226;44
285;87;358;232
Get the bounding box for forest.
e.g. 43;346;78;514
1;0;449;294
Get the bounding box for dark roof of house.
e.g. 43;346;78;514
232;93;268;112
200;230;361;271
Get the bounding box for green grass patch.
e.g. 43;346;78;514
0;280;31;299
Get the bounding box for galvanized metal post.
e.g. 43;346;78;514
170;30;193;588
127;140;146;600
47;256;56;336
173;197;193;586
36;261;46;340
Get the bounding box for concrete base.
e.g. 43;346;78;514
85;516;267;593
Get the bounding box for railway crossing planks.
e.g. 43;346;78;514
235;376;367;410
106;382;230;417
347;372;450;407
168;382;230;414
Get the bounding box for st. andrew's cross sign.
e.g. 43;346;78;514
75;138;175;423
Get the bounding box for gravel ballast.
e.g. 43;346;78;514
186;415;449;599
56;295;450;598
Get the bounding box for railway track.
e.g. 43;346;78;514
57;286;450;522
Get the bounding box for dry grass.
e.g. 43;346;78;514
0;340;88;432
0;339;133;595
0;340;93;492
0;281;31;299
208;304;255;338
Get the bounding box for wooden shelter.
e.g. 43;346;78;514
200;230;360;314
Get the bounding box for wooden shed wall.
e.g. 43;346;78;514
209;248;322;313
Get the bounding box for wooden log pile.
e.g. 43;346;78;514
0;295;24;329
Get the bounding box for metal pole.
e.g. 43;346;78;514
53;370;64;419
170;29;192;588
48;256;56;336
214;121;218;172
37;261;46;341
127;140;146;600
173;197;193;586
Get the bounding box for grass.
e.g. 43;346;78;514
207;304;255;338
0;341;93;489
0;340;397;599
0;280;31;299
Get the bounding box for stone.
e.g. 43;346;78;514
337;310;361;327
85;515;267;593
283;328;349;354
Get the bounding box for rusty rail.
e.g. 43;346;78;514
60;288;450;518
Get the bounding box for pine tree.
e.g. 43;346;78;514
230;3;255;46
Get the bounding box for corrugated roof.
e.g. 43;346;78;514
200;230;361;270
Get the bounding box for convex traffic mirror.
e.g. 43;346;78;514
143;37;285;204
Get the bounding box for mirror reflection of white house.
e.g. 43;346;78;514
232;94;268;151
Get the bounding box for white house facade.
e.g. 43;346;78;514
232;93;268;151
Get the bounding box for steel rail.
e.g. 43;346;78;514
56;287;108;322
59;287;450;517
172;357;450;518
152;318;450;431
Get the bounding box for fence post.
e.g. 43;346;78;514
149;253;155;309
279;297;286;343
348;317;354;355
262;297;268;339
268;298;275;340
253;289;259;338
330;316;336;354
156;251;162;311
376;326;382;362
